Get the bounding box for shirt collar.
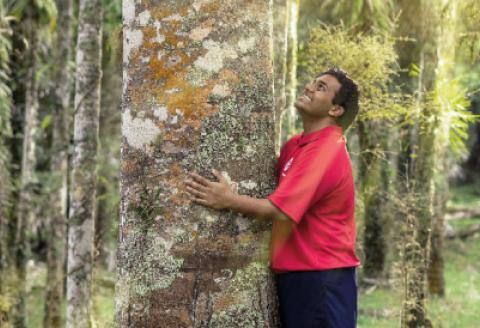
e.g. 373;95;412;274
297;125;342;146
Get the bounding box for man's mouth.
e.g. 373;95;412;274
299;95;311;103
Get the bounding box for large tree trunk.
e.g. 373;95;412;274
66;0;103;327
273;0;290;154
13;13;39;328
115;1;278;327
44;0;73;327
281;0;299;142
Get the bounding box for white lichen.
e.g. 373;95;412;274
123;29;143;62
163;13;182;21
194;40;238;73
153;106;168;121
237;37;256;53
235;216;251;232
239;180;257;190
137;10;151;26
122;109;161;149
151;21;165;44
122;0;135;25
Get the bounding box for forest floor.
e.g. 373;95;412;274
25;181;480;328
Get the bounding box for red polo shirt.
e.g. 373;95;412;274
267;125;360;272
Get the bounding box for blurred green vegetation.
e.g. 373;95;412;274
358;181;480;328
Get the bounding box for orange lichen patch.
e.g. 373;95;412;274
163;210;174;222
144;5;174;21
237;233;254;245
219;69;240;85
213;294;236;312
201;1;221;13
178;308;192;326
169;163;183;177
159;75;214;119
202;17;216;29
149;5;189;21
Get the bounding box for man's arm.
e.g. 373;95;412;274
184;170;292;222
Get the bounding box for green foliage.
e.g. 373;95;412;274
299;24;412;124
319;0;395;33
457;0;480;62
431;79;479;158
8;0;57;23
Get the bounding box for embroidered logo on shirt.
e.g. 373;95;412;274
282;157;294;177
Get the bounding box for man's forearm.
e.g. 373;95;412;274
227;193;290;222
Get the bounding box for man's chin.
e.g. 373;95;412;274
294;101;305;111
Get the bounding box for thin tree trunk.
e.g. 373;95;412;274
427;0;458;297
13;14;39;328
273;0;290;154
428;166;446;296
66;0;103;326
0;3;14;326
44;0;73;327
282;0;299;143
401;1;439;326
115;1;278;326
358;120;388;278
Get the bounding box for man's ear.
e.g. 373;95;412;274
329;105;344;118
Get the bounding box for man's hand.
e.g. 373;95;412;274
185;169;236;210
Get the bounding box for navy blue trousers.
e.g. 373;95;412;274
276;268;357;328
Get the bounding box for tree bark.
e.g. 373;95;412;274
66;0;103;327
273;0;290;154
44;0;73;327
116;1;278;327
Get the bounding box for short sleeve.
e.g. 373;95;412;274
267;135;346;224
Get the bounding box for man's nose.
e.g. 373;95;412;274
304;83;314;92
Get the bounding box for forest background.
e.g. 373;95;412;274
1;0;480;327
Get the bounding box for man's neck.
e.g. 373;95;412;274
301;117;337;135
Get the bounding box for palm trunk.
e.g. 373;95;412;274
13;14;39;328
401;1;439;326
66;0;103;327
358;120;388;278
426;0;459;297
282;0;299;142
0;3;14;326
44;0;73;327
273;0;290;154
115;1;278;326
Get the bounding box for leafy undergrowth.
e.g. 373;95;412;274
358;233;480;328
358;181;480;328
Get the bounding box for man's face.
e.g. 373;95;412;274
294;74;343;119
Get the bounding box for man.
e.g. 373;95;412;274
185;68;360;327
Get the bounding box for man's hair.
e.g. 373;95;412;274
318;68;359;131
